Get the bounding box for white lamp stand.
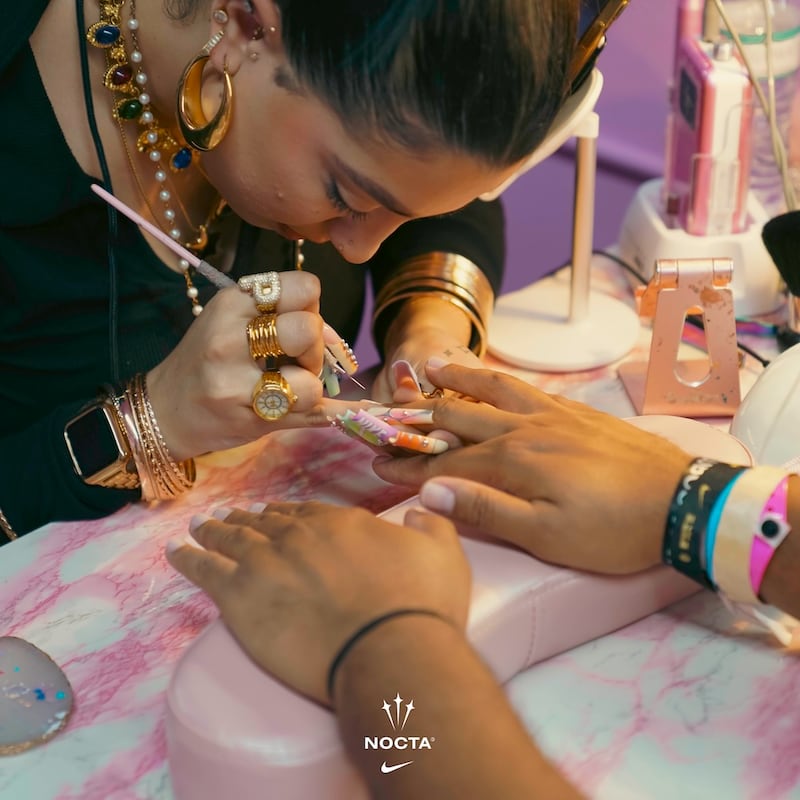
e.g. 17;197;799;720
487;70;640;372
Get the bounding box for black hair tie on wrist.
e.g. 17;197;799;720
326;608;451;703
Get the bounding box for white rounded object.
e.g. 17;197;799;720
730;343;800;466
626;415;753;465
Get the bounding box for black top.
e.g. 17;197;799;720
0;2;505;537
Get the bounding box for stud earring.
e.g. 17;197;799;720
176;31;233;151
212;8;228;24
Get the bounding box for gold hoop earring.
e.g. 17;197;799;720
176;31;233;151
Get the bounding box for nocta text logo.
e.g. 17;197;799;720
364;693;435;774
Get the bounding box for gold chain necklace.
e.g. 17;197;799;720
87;0;220;316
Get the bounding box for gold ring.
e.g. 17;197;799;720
252;369;297;421
238;271;281;313
421;387;444;399
246;314;284;360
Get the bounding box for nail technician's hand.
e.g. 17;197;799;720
372;362;695;574
372;336;482;405
146;272;329;461
166;502;471;705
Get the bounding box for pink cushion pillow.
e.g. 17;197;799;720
166;416;752;800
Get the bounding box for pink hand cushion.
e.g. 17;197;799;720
166;416;752;800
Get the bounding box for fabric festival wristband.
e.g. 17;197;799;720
713;465;789;605
704;472;745;587
750;475;792;600
662;458;747;590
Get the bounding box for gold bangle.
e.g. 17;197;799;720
0;507;18;541
125;374;196;501
372;253;494;357
373;290;488;356
118;393;154;502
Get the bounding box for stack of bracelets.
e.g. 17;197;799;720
372;252;495;358
116;373;196;501
663;458;795;611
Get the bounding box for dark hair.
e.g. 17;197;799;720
169;1;579;168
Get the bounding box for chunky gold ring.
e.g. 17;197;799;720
252;369;297;421
421;387;445;399
238;271;281;313
246;314;284;360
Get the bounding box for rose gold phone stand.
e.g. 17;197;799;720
618;257;741;416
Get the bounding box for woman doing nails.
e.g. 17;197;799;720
0;1;578;538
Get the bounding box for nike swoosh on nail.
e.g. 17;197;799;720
380;760;414;774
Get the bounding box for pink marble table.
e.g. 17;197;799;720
1;257;796;799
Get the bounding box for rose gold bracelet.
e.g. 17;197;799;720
118;392;155;502
125;373;196;501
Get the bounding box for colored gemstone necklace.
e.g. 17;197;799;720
87;0;220;315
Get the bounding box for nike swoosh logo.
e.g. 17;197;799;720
381;760;414;774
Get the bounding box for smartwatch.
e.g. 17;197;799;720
63;395;141;490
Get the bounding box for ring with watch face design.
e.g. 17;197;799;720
252;369;297;421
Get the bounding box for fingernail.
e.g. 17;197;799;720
392;360;422;391
211;506;233;521
248;501;268;513
166;536;204;554
426;356;449;370
189;512;214;532
420;481;455;514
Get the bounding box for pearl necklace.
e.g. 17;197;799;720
87;0;219;316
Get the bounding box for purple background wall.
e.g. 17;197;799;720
354;0;678;368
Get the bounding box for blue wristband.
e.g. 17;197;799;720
704;472;745;587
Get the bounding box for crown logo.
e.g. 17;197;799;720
382;693;414;731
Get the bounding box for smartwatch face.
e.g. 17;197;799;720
65;406;124;477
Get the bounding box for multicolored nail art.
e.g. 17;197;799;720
365;406;436;426
332;409;448;454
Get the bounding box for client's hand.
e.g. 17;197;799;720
166;502;470;705
372;361;695;575
147;271;329;461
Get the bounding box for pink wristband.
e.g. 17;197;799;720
749;476;792;599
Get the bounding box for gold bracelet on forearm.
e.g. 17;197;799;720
121;374;196;502
372;253;495;357
0;506;18;541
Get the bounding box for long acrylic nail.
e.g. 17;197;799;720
366;407;436;425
